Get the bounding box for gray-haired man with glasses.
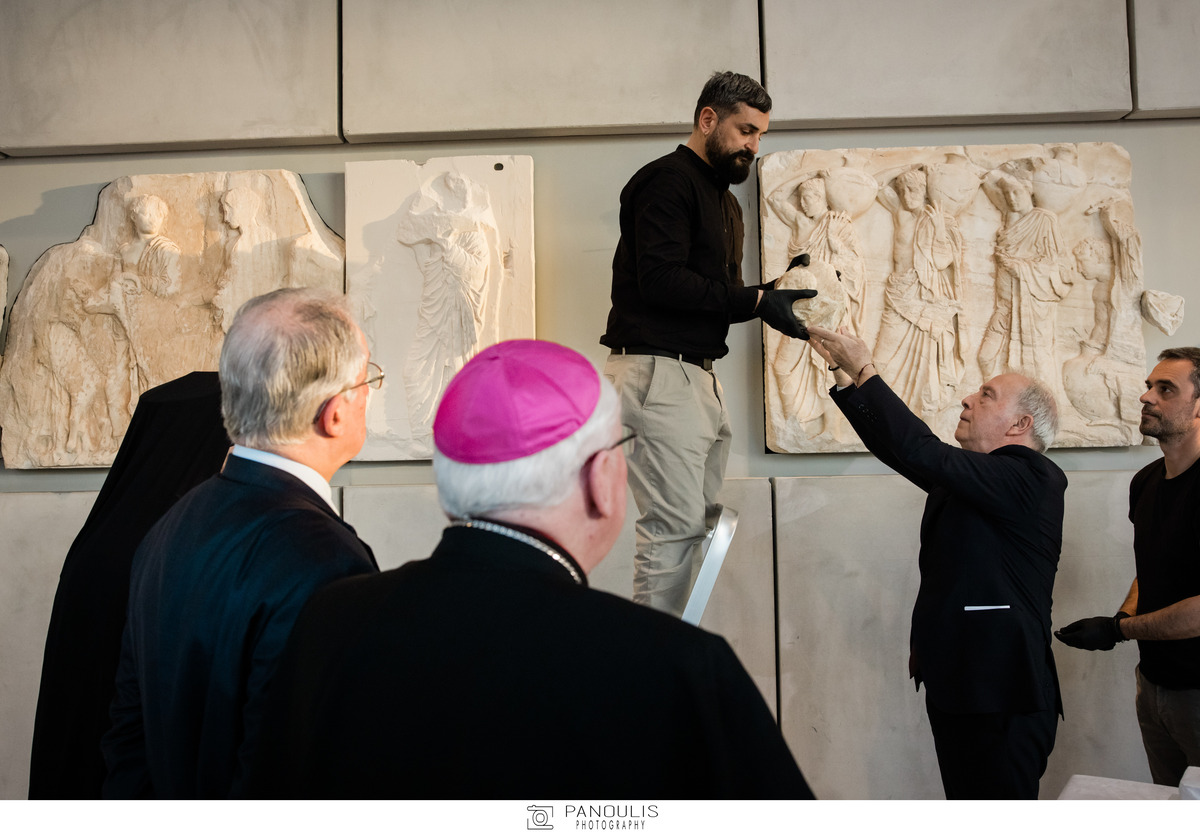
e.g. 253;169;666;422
102;288;379;799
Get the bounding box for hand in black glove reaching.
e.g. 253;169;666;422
758;288;817;340
787;253;811;271
1053;613;1129;651
755;254;812;293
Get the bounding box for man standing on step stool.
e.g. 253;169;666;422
600;70;815;616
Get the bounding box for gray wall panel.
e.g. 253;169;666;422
763;0;1132;127
343;483;445;571
776;474;934;799
0;0;341;155
776;471;1152;799
341;0;761;141
1129;0;1200;118
0;492;96;799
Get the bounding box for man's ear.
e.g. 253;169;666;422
697;105;719;136
1010;413;1033;438
315;393;349;439
584;449;624;521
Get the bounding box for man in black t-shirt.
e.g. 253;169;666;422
1056;347;1200;786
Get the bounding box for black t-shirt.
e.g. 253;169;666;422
1130;457;1200;689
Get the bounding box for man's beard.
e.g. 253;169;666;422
705;133;754;184
1140;407;1194;440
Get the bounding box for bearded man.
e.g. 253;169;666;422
600;70;814;615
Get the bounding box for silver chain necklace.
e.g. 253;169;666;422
450;518;584;585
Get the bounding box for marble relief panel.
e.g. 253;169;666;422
0;171;344;468
345;157;535;460
760;142;1185;453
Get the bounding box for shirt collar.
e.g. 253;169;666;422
676;144;728;190
229;445;338;515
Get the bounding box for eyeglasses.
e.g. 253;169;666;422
585;430;638;467
312;361;385;424
357;361;386;392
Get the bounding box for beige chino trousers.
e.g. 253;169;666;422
604;354;731;616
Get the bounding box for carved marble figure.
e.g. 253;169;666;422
767;172;867;332
759;142;1183;453
760;163;876;450
344;156;535;461
766;259;851;445
214;187;282;329
1061;237;1135;440
398;172;497;447
91;194;184;403
0;170;345;468
1058;193;1176;446
1090;196;1147;363
873;162;976;423
978;169;1073;392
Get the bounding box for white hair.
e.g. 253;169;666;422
433;378;621;518
1016;378;1058;453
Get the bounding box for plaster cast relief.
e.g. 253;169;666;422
345;157;535;460
760;143;1184;453
0;171;344;468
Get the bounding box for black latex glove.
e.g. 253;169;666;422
758;288;817;340
755;254;813;293
1053;614;1128;651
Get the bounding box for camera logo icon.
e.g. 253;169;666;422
527;804;554;830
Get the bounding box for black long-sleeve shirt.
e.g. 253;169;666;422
601;145;759;359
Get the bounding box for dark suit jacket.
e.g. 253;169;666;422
101;455;377;798
832;377;1065;715
246;524;813;799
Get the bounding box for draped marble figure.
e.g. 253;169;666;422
759;143;1183;453
763;166;875;445
397;172;498;447
767;259;851;443
214;187;283;330
343;156;536;461
767;172;867;332
872;161;975;424
978;170;1073;392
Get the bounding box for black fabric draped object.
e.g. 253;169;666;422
28;372;230;798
